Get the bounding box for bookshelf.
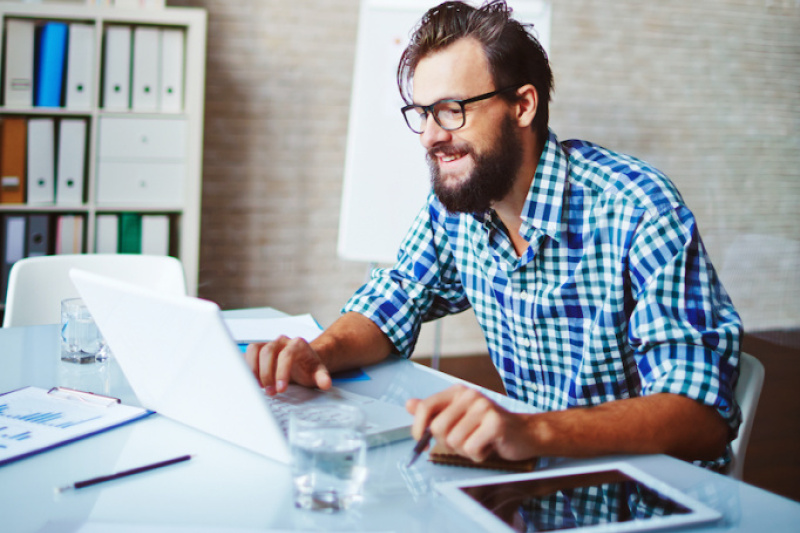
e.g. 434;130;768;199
0;2;206;302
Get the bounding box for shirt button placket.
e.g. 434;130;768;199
518;290;539;396
513;290;539;396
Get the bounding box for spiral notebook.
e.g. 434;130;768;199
428;440;538;472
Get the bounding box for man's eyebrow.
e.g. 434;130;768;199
410;95;461;106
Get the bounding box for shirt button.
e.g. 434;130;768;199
531;383;538;392
518;291;528;300
519;337;531;348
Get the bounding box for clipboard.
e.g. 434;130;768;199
0;386;154;467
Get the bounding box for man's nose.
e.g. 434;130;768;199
420;115;451;149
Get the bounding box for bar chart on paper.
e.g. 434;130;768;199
0;399;103;432
0;387;152;465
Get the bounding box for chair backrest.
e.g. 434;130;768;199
726;351;765;480
2;254;187;327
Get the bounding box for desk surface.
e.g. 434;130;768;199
1;321;799;533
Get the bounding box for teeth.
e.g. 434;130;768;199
441;154;460;162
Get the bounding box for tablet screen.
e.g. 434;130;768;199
458;469;692;532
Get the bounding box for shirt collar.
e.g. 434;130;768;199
467;129;568;243
519;129;567;243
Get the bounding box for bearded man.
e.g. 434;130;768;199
245;0;742;471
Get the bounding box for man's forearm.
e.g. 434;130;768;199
310;312;394;373
522;393;729;462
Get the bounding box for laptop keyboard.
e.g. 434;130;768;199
263;395;294;434
262;385;383;435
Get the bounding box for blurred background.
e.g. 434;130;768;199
163;0;798;359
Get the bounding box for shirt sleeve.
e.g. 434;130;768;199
342;196;472;357
627;204;743;436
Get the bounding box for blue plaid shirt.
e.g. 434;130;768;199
343;130;742;466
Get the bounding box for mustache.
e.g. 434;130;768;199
426;143;473;161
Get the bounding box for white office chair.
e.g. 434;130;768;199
725;351;766;480
2;254;187;327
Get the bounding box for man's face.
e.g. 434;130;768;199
412;38;523;213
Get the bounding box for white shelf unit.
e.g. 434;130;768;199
0;2;207;297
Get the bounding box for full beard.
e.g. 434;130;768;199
428;116;523;214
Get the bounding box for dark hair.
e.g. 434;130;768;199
397;0;553;141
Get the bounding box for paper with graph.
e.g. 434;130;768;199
0;386;152;466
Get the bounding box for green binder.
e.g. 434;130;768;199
117;213;142;253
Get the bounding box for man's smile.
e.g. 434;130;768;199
430;144;473;175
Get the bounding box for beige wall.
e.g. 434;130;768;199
169;0;800;356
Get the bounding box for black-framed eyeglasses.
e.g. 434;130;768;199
400;85;521;134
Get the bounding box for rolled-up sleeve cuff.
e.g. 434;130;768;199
342;287;421;357
638;344;741;434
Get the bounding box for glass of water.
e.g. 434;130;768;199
289;404;368;512
60;298;109;364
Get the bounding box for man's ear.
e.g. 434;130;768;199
515;84;538;128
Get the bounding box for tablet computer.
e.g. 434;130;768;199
436;461;722;533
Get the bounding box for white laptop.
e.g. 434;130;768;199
69;268;413;464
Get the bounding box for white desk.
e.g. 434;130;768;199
1;322;799;532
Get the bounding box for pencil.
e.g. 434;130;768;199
406;428;432;468
57;454;193;492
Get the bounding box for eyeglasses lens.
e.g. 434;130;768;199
403;101;465;134
434;101;464;131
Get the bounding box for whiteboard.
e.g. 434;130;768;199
338;0;551;263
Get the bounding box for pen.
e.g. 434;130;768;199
57;454;193;492
406;428;432;468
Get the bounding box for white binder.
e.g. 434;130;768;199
2;215;26;299
3;19;35;108
103;25;132;111
26;118;56;204
55;119;87;205
159;28;184;113
55;215;84;254
141;214;170;255
95;213;119;253
96;161;185;206
132;26;160;112
65;23;95;110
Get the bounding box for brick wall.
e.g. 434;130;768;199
168;0;800;356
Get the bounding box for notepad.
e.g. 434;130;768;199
223;313;323;343
0;386;153;466
428;441;538;472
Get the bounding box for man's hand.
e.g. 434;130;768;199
242;312;394;396
406;384;536;463
408;385;730;463
244;336;332;396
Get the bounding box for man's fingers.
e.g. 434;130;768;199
407;385;463;441
431;386;482;448
451;398;501;461
313;366;332;391
279;337;328;390
246;336;290;394
405;397;421;415
274;337;307;393
406;398;427;441
268;335;291;395
243;342;264;377
460;417;498;462
409;385;507;461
